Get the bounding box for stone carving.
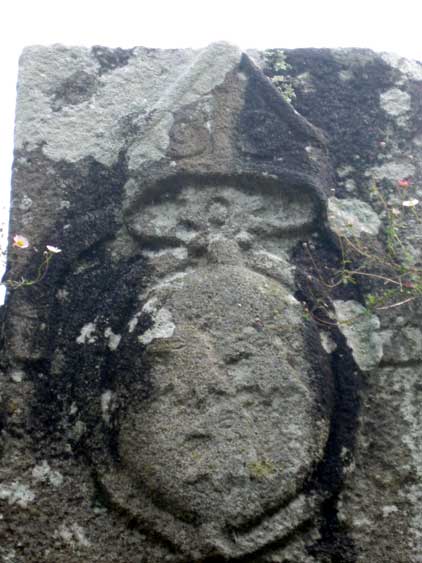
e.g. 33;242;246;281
98;177;331;559
2;42;422;563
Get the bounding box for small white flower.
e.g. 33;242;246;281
402;199;419;208
46;245;62;253
13;234;29;249
391;208;401;216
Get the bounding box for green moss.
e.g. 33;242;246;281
264;49;296;104
191;451;202;461
247;459;277;479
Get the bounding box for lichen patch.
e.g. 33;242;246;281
138;307;176;345
380;88;411;118
0;482;35;508
104;327;121;351
328;197;380;238
333;300;383;371
76;321;97;344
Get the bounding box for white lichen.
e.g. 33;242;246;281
381;52;422;82
56;289;69;301
0;482;35;508
142;247;188;260
1;549;17;563
328;197;381;238
104;327;121;351
138;307;176;345
10;369;24;383
76;322;97;344
32;460;64;487
336;165;355;179
56;522;91;548
128;311;141;333
382;505;399;517
320;332;337;354
369;160;416;183
137;298;176;345
101;390;115;424
333;300;383;372
380;88;411;118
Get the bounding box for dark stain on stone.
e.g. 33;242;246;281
6;149;155;467
293;236;364;562
238;54;327;171
51;70;98;111
92;45;135;75
277;49;397;203
306;332;362;563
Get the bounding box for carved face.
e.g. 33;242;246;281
103;181;331;558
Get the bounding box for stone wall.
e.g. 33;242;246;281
1;42;422;562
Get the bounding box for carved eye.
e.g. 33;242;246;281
208;202;229;226
178;217;200;231
204;196;230;226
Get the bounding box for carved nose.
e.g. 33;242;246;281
207;236;243;265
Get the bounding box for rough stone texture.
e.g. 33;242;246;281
327;197;381;238
333;300;383;371
1;42;422;562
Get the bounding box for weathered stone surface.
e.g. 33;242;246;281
333;300;383;371
1;42;422;562
327;197;381;238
